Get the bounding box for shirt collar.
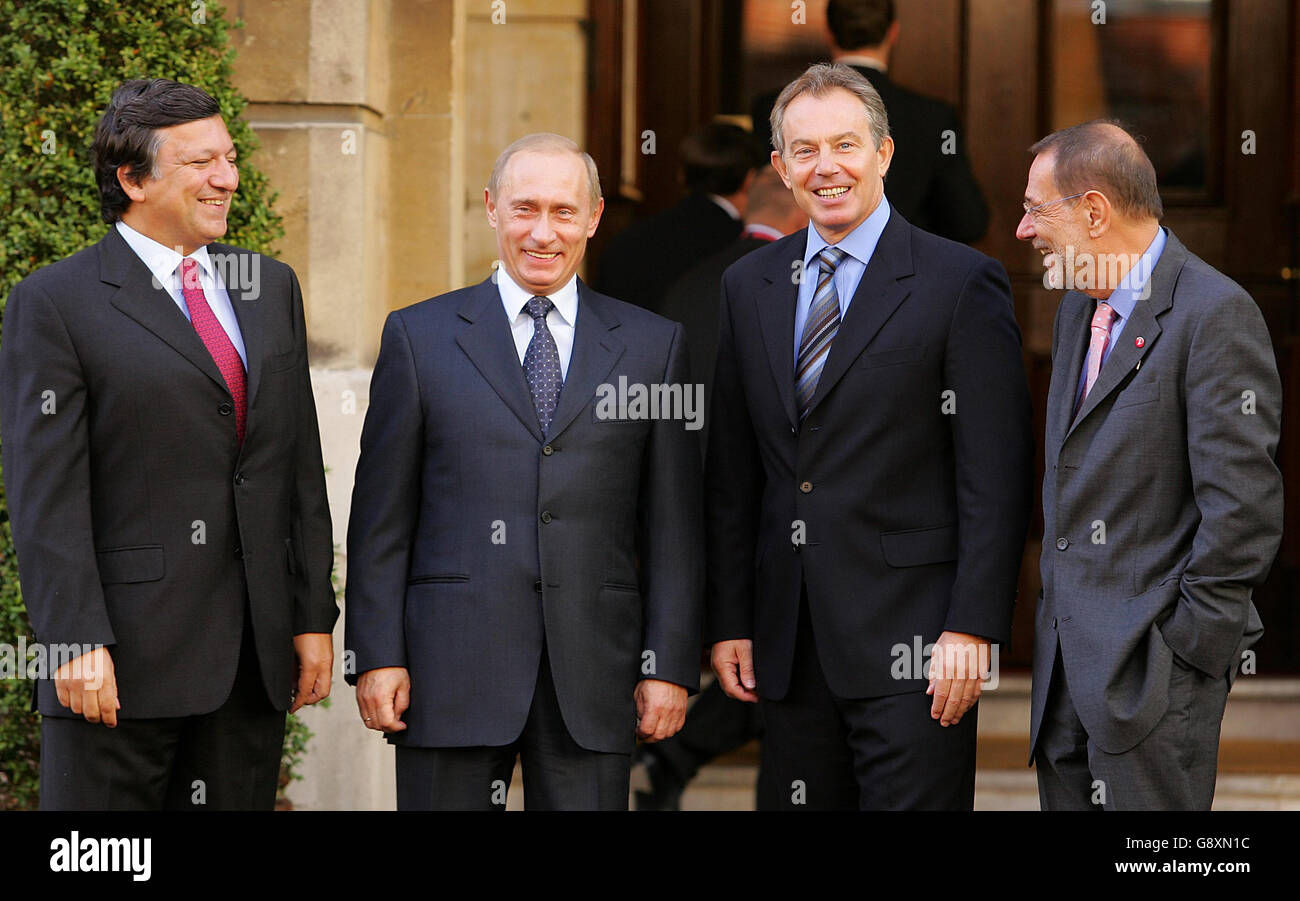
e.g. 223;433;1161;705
708;193;741;221
803;196;891;269
496;266;579;328
115;220;215;286
1104;226;1167;322
835;54;887;73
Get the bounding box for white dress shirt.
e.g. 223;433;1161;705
497;266;578;379
115;220;247;366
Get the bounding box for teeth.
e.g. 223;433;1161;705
525;251;558;259
200;199;224;206
815;187;848;197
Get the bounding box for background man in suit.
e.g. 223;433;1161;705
825;0;988;243
707;63;1032;810
345;132;703;811
0;79;336;810
1018;121;1282;810
634;166;805;810
595;122;752;312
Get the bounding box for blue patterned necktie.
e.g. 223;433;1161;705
522;296;563;435
795;246;848;418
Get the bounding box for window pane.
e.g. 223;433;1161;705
1051;0;1213;190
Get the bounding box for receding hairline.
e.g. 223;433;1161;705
488;133;601;210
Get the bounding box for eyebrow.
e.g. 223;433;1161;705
790;131;863;147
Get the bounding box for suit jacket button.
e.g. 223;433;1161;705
540;511;552;523
218;402;233;416
799;481;813;493
234;545;243;559
533;580;543;592
542;444;554;456
234;473;247;486
1056;537;1068;550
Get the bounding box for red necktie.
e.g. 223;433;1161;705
181;258;247;443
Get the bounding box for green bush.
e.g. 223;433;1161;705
0;0;305;809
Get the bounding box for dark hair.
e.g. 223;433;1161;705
680;122;754;196
91;79;222;224
1029;119;1164;221
826;0;895;51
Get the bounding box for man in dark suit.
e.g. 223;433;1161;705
826;0;988;243
1018;121;1282;810
633;166;805;810
708;63;1032;810
345;132;704;810
594;122;752;312
0;79;336;810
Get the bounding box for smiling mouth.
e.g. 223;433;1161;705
814;186;849;198
199;199;226;207
523;250;559;260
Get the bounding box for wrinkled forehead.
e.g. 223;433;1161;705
156;116;235;160
1025;151;1059;200
499;150;590;206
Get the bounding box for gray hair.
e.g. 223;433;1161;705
487;133;602;213
770;63;890;157
1029;120;1163;221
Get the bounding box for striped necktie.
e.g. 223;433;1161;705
795;246;848;419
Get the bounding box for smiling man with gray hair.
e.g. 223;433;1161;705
1018;120;1282;810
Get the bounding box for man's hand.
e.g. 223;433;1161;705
711;639;758;703
635;679;688;742
290;632;334;713
356;666;410;733
54;646;119;727
927;630;990;726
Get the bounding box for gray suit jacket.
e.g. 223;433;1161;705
344;277;704;754
1030;229;1282;757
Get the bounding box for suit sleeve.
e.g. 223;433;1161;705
941;257;1034;643
286;267;338;634
703;269;763;643
0;281;115;649
924;106;989;245
1161;289;1282;677
636;321;705;692
343;311;423;683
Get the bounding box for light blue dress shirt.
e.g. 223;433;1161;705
1073;226;1167;409
794;198;891;362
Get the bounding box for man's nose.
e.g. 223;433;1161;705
212;158;238;191
531;214;557;243
1015;211;1035;241
814;148;839;175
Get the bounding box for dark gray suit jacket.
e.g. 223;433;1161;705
344;277;704;754
1031;229;1282;757
0;227;337;718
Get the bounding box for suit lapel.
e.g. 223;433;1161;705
754;239;803;431
548;281;625;440
101;229;229;394
455;278;545;442
1050;293;1091;452
804;213;913;416
1065;231;1182;438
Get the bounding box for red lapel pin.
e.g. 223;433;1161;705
1135;336;1145;348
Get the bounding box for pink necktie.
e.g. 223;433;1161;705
1077;300;1115;415
181;258;247;444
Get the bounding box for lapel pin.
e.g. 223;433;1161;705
1135;336;1145;348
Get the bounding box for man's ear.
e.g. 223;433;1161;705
586;196;605;237
484;187;498;228
117;164;147;203
770;151;791;188
1083;190;1112;236
876;135;895;179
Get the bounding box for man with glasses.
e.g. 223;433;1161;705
1017;120;1282;809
